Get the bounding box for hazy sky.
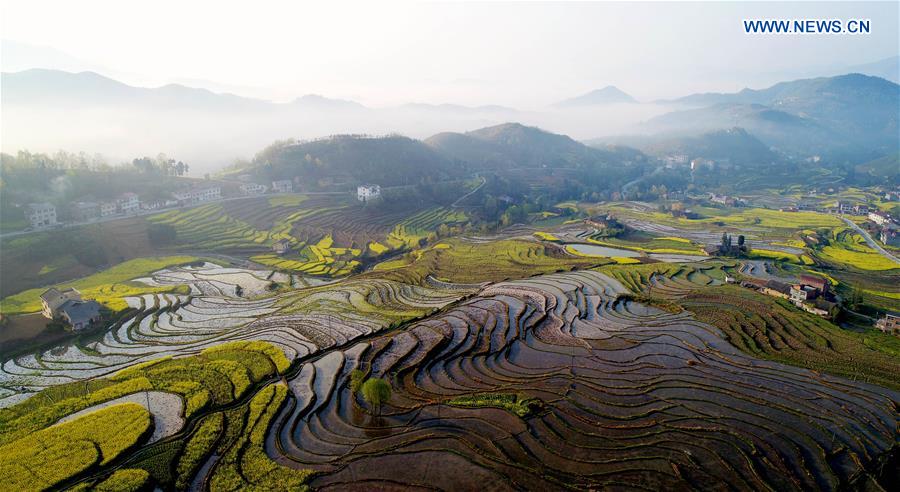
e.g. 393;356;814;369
2;0;898;107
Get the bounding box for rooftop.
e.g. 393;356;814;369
59;299;102;325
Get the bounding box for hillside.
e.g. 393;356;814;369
428;122;644;170
246;135;459;187
651;74;899;160
626;128;777;166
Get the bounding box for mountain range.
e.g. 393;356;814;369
2;68;898;170
644;73;899;160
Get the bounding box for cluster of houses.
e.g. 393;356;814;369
737;274;839;319
39;287;102;331
172;185;222;205
708;193;745;207
25;186;223;229
865;210;900;247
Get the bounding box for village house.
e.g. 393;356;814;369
762;280;791;299
116;192;140;214
240;183;268;195
834;201;854;214
790;284;819;303
357;184;382;202
70;201;100;222
272;238;291;255
272;180;293;193
853;204;869;215
100;201;118;217
708;193;737;206
40;287;102;330
663;154;688;166
799;274;829;294
26;202;57;228
868;210;892;226
875;312;900;335
40;287;83;319
59;300;102;331
881;224;900;247
174;186;222;205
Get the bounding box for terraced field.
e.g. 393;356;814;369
0;262;473;408
1;231;897;490
267;270;899;490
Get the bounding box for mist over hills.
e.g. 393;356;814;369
638;74;900;161
2;68;898;173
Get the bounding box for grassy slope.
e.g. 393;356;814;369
681;285;900;390
1;256;197;314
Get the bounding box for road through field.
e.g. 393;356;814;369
840;217;900;265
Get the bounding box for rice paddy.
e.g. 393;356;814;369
0;212;897;490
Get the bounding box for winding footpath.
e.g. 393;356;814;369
840;217;900;265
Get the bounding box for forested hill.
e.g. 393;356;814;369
242;123;650;189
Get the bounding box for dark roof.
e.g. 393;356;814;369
765;280;791;294
799;274;828;289
59;300;101;325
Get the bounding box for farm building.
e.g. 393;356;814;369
240;183;268;195
117;192;140;214
26;202;57;228
798;274;829;293
272;180;293;193
100;201;118;217
58;300;102;331
70;201;100;221
881;224;900;247
875;312;900;335
174;186;222;204
868;210;892;226
357;184;381;202
40;287;83;319
273;238;292;255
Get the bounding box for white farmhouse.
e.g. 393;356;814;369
357;184;381;202
117;192;140;214
240;183;268;195
26;202;57;228
100;201;118;217
174;186;222;204
272;180;293;193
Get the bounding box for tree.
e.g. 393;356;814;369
737;235;745;247
348;370;366;393
360;377;391;415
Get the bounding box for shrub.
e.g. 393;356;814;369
95;469;151;492
175;413;223;490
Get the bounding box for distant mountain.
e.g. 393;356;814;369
290;94;367;111
427;122;644;170
396;103;517;115
841;56;899;84
648;74;899;160
554;86;637;107
1;68;266;111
